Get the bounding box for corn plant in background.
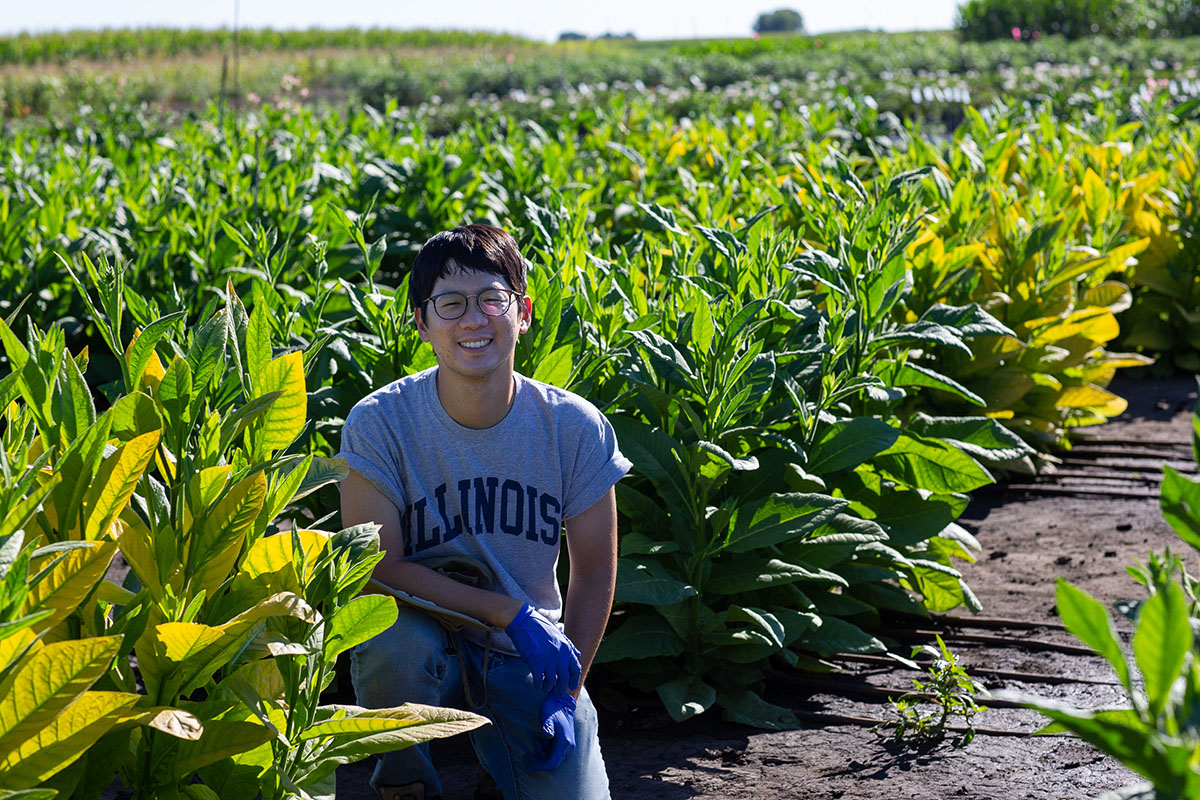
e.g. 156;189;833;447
1016;385;1200;800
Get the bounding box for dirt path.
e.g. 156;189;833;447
338;375;1199;800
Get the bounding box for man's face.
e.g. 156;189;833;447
414;267;531;384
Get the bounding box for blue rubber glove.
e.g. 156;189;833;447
526;692;577;771
505;604;581;695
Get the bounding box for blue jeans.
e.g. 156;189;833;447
350;606;611;800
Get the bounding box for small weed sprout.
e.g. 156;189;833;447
885;635;986;743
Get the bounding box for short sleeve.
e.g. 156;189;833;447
561;407;632;520
338;401;407;513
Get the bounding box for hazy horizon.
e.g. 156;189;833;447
2;1;962;41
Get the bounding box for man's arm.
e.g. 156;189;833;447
561;486;619;696
340;469;524;628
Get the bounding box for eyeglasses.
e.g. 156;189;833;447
425;288;522;321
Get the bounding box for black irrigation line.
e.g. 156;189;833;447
833;654;1119;686
770;674;1031;709
1002;483;1161;499
928;613;1068;632
1038;469;1164;482
1069;434;1194;447
793;710;1035;737
890;629;1100;656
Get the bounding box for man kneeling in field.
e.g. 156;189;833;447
339;224;629;800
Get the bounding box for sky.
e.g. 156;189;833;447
1;1;963;40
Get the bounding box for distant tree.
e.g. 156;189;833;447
753;8;805;34
598;31;637;39
557;31;586;42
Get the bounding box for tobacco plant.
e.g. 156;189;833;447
0;258;483;798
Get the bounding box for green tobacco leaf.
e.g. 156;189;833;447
871;491;962;547
0;636;122;759
630;329;698;388
808;418;900;475
594;613;684;663
608;416;691;519
637;201;687;235
656;675;716;722
323;595;397;662
246;304;271;389
614;559;697;605
797;616;884;655
871;321;972;356
0;690;139;789
918;303;1013;339
174;720;275;774
126;312;185;390
718;689;800;730
873;432;993;493
722;493;847;554
1056;579;1131;691
707;556;847;595
531;343;574;388
1160;466;1200;552
1132;581;1191;718
906;414;1034;465
1014;697;1164;781
874;361;984;407
252;352;307;453
292;457;350;504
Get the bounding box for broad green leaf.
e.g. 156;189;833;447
21;541;117;634
692;299;715;356
252;352;307;452
125;313;185;391
246;304;271;388
1056;579;1130;691
323;595;397;662
1016;696;1167;782
107;390;162;442
1132;581;1191;718
708;557;847;595
722;493;846;553
871;491;962;547
875;361;985;407
718;688;799;730
797;616;884;654
909;561;966;612
531;344;574;388
906;414;1034;465
873;432;993;493
726;606;785;648
299;704;487;743
150;622;226;668
1160;466;1200;551
291;456;349;504
83;429;160;540
656;675;716;722
614;559;697;605
807;417;900;475
190;472;268;598
0;690;139;788
1081;167;1110;228
235;529;330;596
112;511;160;598
594;613;684;663
0;636;122;757
174;720;275;774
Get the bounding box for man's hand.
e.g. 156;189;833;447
525;692;576;771
505;604;581;695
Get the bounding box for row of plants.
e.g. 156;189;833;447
0;28;532;67
2;69;1199;794
955;0;1200;41
4;29;1200;122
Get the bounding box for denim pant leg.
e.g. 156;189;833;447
349;606;463;796
461;644;611;800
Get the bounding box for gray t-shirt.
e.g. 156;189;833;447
339;366;631;650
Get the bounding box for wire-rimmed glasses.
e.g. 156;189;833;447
425;288;521;320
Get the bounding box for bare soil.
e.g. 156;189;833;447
338;375;1200;800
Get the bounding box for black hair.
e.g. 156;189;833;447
408;224;527;312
